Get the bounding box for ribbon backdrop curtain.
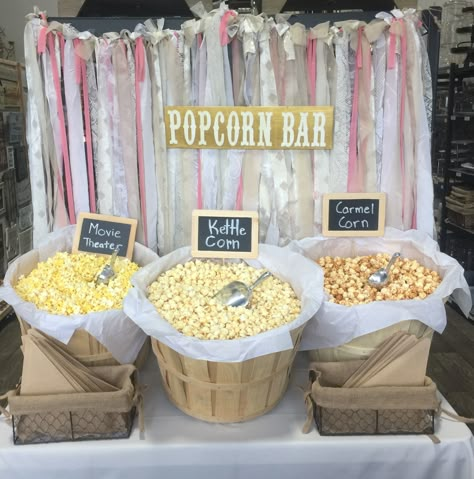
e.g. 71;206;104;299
24;7;434;254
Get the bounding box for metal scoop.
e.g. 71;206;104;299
367;252;400;289
95;247;120;286
213;271;272;308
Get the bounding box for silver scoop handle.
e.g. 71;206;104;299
95;246;120;285
109;246;120;268
248;271;272;292
384;252;400;273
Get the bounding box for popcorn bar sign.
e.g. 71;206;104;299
165;106;334;150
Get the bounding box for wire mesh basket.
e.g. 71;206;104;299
313;401;434;436
307;368;438;436
3;364;140;445
12;408;135;445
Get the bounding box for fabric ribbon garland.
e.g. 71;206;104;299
41;33;70;229
134;36;149;247
24;16;52;245
329;25;350;195
46;32;76;225
64;37;90;216
23;10;436;252
74;39;97;213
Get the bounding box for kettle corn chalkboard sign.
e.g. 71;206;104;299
191;210;259;259
322;193;386;237
72;213;138;259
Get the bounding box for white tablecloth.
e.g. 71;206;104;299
0;353;473;479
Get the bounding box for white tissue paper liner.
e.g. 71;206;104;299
123;244;324;363
0;225;159;364
287;227;472;351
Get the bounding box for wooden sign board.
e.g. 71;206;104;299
165;106;334;150
322;193;386;237
72;213;138;259
191;210;259;259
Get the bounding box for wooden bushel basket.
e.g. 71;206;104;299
17;315;150;368
151;325;305;423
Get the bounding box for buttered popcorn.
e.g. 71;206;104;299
15;252;139;314
147;260;301;340
317;254;441;306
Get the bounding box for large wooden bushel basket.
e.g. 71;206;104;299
151;325;305;423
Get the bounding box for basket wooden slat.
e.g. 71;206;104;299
240;355;275;417
17;315;150;368
156;342;188;407
181;355;212;418
151;324;305;423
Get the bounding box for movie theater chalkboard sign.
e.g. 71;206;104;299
191;210;259;259
72;213;138;259
322;193;386;237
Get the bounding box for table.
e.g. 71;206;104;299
1;353;473;479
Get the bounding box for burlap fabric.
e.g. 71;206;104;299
303;360;439;436
0;365;144;444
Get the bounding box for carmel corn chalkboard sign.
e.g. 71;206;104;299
72;213;138;259
191;210;259;259
322;193;386;237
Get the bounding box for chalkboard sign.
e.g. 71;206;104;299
191;210;259;259
322;193;386;237
72;213;138;259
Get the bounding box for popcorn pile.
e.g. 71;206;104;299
317;253;441;306
147;260;301;340
15;252;140;315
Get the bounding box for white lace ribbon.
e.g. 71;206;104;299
63;38;90;215
381;31;403;229
24;18;51;244
329;26;350;194
95;39;114;215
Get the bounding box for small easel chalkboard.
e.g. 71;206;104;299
72;213;138;259
191;210;259;259
322;193;386;237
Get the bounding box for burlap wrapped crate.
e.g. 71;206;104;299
0;226;158;365
1;365;141;445
124;245;324;423
304;361;439;436
287;228;472;362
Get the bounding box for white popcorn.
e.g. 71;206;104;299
147;260;301;340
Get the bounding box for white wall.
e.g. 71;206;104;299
2;0;58;63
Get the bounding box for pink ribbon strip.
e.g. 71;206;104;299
135;37;149;245
74;38;96;213
58;32;65;68
235;174;243;210
232;36;244;210
347;28;362;193
388;31;396;70
220;10;237;46
38;27;48;54
48;33;76;224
